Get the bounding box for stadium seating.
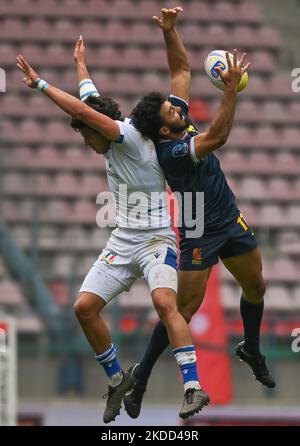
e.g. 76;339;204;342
264;286;293;311
220;284;241;311
0;277;44;333
0;280;24;307
1;0;299;319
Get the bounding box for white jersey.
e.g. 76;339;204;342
78;79;170;230
104;118;171;230
79;81;177;299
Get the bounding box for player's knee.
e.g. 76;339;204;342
74;295;97;321
152;290;177;321
244;279;266;304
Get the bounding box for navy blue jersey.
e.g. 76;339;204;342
155;95;239;237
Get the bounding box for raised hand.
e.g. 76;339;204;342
153;6;183;31
74;35;87;65
16;55;40;88
216;49;251;91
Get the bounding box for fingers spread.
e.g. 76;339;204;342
225;51;232;69
239;52;247;68
233;49;238;68
242;62;251;73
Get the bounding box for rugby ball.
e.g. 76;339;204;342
205;50;248;92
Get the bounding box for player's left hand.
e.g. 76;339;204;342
16;55;40;88
153;6;183;31
74;35;87;65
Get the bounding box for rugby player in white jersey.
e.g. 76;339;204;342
16;21;209;422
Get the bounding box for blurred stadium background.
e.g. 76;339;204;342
0;0;300;426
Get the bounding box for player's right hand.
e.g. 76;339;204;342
16;55;40;88
74;35;87;65
153;6;183;31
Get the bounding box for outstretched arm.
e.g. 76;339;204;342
154;6;191;102
16;55;120;141
193;50;250;159
74;35;100;101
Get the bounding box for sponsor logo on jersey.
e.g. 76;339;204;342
154;252;161;259
192;248;202;265
172;143;189;158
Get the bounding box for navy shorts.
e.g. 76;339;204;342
179;211;258;271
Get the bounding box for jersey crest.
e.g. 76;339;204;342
172;143;189;158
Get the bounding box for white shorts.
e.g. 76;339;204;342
79;227;178;303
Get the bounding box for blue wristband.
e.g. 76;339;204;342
35;79;49;92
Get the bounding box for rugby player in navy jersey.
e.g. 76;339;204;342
125;7;275;419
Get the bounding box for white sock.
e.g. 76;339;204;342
109;371;123;388
184;380;201;392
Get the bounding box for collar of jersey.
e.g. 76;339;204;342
159;131;188;143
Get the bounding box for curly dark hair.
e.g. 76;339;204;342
71;95;122;131
130;92;166;144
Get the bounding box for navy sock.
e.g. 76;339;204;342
135;320;169;388
240;295;264;355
